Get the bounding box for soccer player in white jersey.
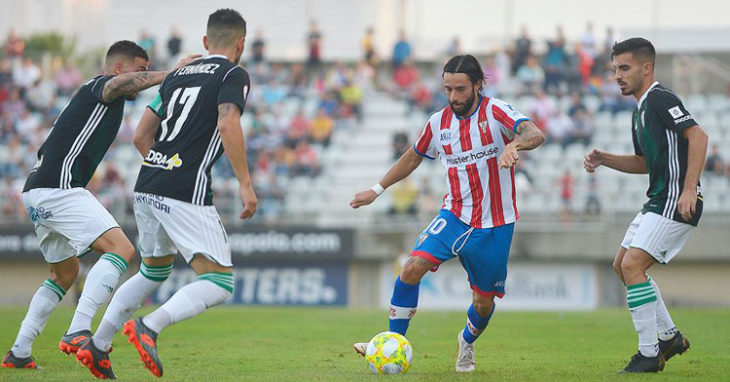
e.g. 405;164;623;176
350;55;544;372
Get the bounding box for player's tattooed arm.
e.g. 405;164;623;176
102;71;168;103
498;120;544;169
513;120;545;151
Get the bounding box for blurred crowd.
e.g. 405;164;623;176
0;23;726;224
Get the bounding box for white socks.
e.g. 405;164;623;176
92;269;167;351
12;280;65;357
648;276;677;341
143;277;232;334
67;253;128;334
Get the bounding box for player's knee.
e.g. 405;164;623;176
110;239;136;262
400;262;427;284
472;296;495;317
620;256;641;278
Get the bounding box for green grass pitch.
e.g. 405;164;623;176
0;307;729;381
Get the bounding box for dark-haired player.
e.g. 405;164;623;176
1;41;198;371
351;54;544;372
584;37;707;373
77;9;256;379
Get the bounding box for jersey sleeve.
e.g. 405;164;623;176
649;90;697;134
413;121;437;159
490;98;530;139
147;92;164;118
89;76;114;103
218;66;250;114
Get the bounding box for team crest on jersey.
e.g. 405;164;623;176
668;106;683;118
142;149;183;171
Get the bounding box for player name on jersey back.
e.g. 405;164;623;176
134;55;250;206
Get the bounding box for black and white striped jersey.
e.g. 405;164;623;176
23;76;125;191
133;55;250;206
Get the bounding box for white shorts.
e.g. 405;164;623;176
21;188;120;263
620;212;694;263
133;192;232;267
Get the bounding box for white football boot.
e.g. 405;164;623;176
353;342;368;356
455;331;475;372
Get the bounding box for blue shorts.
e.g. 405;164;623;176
411;209;514;298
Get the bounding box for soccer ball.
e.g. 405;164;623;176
365;331;413;375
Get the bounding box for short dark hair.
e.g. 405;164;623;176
106;40;149;63
611;37;655;63
443;55;484;88
207;8;247;47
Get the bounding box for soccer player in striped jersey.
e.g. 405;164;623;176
350;55;544;372
1;42;198;373
77;9;256;379
584;38;708;373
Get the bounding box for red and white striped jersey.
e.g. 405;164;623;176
413;97;530;228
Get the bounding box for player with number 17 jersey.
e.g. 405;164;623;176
134;55;250;205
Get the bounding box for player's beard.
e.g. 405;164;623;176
450;91;477;118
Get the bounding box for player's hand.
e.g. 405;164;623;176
173;54;203;69
350;190;378;209
677;188;696;221
584;149;603;173
239;185;258;219
498;143;519;169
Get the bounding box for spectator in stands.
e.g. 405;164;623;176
512;26;532;75
392;30;412;69
445;36;462;56
0;59;12;86
166;27;182;65
15;107;41;143
408;78;434;115
250;29;266;65
576;43;595;85
528;90;556;133
547;111;573;147
584;174;601;215
340;79;363;123
362;26;377;66
559;169;574;221
392;131;409;161
4;28;25;66
254;172;284;219
307;20;323;74
54;60;82;96
12;57;40;94
137;29;157;65
389;177;418;216
579;22;597;59
287;109;310;148
567;91;587;117
0;110;14;144
705;144;725;176
293;140;320;177
570;108;594;145
482;55;502;97
393;60;420;93
543;26;567;94
309;108;334;147
515;55;544;94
